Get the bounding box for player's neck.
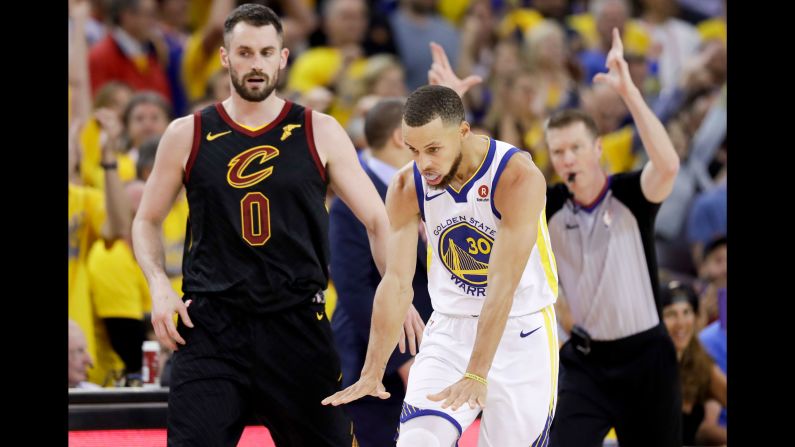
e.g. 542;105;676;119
449;134;489;190
222;94;285;129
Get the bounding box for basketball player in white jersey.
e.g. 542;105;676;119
323;84;560;447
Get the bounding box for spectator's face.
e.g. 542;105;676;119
493;41;520;79
125;0;158;42
372;66;407;97
326;0;368;46
626;56;647;91
583;84;627;134
470;0;495;41
663;301;696;354
127;102;169;148
596;0;627;49
68;330;93;387
404;117;465;190
508;74;543;118
700;245;727;288
547;122;602;186
222;23;288;103
536;31;566;68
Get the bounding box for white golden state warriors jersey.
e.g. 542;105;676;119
412;137;558;317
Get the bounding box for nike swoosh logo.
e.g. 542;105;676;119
425;191;445;201
316;312;324;320
520;326;542;338
565;223;579;230
206;130;232;141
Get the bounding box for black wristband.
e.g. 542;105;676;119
100;161;118;170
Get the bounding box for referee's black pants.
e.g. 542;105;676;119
549;323;682;447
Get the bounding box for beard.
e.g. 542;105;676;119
230;66;279;102
430;151;463;190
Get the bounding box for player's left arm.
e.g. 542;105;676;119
429;153;546;411
313;111;390;275
313;111;425;352
594;28;680;203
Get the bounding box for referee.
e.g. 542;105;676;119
546;29;682;447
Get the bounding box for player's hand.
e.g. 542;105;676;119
428;42;482;98
399;304;425;355
150;282;193;351
593;28;637;98
94;108;124;156
427;376;487;411
321;374;390;406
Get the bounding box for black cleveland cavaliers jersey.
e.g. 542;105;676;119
181;101;329;313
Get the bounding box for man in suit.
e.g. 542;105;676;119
329;98;433;446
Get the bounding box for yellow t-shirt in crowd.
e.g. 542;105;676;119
68;183;106;382
697;18;726;45
600;125;637;174
287;47;368;126
438;0;471;25
163;193;189;294
498;8;544;39
87;239;151;385
182;29;223;103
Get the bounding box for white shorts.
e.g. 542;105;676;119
401;305;559;447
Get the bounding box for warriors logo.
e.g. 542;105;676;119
438;222;494;296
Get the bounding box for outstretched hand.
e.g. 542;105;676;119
322;374;390;406
593;28;637;97
428;42;482;98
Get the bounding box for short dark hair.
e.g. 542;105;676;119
545;109;599;140
364;98;405;150
403;85;465;128
660;280;699;313
224;4;283;47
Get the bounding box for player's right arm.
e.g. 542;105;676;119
322;164;421;405
132;116;196;351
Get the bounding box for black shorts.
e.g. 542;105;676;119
549;323;682;447
167;295;356;447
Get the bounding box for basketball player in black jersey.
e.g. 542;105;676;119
132;4;423;446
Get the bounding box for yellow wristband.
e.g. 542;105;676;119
463;372;487;386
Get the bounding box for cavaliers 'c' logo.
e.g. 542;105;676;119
227;145;280;188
